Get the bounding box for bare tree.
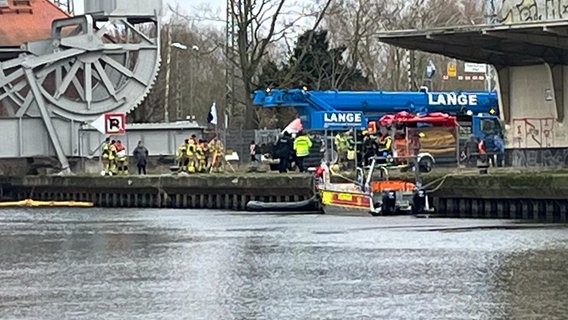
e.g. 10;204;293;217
226;0;333;129
323;0;484;91
132;18;227;124
322;1;408;89
168;1;334;128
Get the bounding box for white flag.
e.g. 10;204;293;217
207;102;218;125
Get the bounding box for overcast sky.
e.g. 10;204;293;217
74;0;227;19
165;0;226;15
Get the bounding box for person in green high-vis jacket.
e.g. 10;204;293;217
293;130;312;173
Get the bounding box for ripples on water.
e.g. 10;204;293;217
0;208;567;320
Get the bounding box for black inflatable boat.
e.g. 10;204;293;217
245;196;320;213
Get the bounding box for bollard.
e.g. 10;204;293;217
477;155;490;174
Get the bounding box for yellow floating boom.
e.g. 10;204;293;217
0;199;94;207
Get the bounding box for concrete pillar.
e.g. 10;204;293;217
562;202;568;222
446;198;454;215
459;199;468;218
546;63;565;122
497;67;511;123
546;201;555;221
471;199;480;218
521;201;530;220
496;201;505;219
484;199;493;219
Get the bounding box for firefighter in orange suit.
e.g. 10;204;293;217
115;140;128;175
209;137;225;173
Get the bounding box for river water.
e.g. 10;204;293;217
0;208;567;320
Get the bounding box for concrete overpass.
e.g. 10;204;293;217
378;21;568;161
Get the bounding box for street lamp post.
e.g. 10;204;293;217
165;42;188;123
175;50;182;120
189;45;199;121
171;43;199;121
163;29;172;122
171;42;188;121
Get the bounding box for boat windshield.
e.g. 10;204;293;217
365;155;421;186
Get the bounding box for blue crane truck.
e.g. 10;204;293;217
252;87;504;169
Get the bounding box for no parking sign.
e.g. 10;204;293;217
91;112;126;135
104;113;126;134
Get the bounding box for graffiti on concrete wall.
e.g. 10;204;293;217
510;148;568;166
500;0;568;23
512;117;555;148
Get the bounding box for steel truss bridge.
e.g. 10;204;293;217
0;0;162;173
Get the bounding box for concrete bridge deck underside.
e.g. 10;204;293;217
378;21;568;150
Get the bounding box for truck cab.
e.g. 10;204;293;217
472;114;503;139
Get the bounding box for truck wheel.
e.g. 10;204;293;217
419;157;433;173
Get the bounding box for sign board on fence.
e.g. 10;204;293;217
447;62;457;77
464;63;487;74
90;112;126;135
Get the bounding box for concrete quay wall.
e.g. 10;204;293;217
426;172;568;222
0;172;566;221
0;174;315;210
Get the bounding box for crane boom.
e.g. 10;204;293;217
252;88;499;120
